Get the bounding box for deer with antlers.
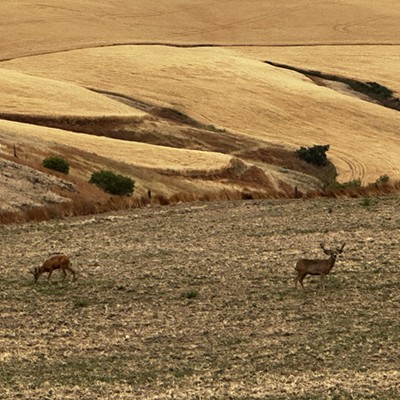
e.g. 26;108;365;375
294;243;345;290
30;254;76;283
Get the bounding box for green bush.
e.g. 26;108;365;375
89;170;134;196
296;144;330;166
42;156;69;174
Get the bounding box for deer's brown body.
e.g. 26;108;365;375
294;243;345;290
31;254;76;283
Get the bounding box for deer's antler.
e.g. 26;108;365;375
319;242;332;255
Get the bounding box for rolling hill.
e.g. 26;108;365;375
1;0;399;221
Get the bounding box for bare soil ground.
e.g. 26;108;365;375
1;196;399;399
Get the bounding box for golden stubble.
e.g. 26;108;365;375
1;0;399;59
0;119;232;172
2;45;400;184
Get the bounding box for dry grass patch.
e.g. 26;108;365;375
239;146;338;186
1;121;299;223
1;0;400;221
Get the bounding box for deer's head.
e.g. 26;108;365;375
320;243;346;260
29;267;40;282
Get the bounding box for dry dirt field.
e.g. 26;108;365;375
1;196;400;399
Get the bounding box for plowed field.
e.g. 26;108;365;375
1;196;399;399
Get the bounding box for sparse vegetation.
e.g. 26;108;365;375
42;156;69;174
326;178;362;191
154;107;226;133
364;81;393;98
181;289;199;299
73;298;90;309
370;174;390;187
361;196;372;207
324;175;393;195
89;170;135;196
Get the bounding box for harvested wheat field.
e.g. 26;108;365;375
0;119;232;173
1;196;400;399
1;0;399;60
3;44;400;185
233;45;400;96
0;69;146;118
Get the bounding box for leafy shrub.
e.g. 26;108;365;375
340;179;362;189
42;156;69;174
89;170;134;196
296;144;330;166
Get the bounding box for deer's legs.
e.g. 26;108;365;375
298;274;306;290
294;274;300;289
320;274;326;290
61;268;67;281
47;270;53;282
67;267;76;281
295;272;306;290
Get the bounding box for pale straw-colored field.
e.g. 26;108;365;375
2;45;400;183
1;0;399;60
0;69;146;117
233;45;400;96
0;0;399;193
0;119;231;172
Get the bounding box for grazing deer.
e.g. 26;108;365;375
294;243;345;290
30;254;76;283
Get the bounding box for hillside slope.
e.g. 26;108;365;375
1;0;400;219
3;45;400;184
1;0;399;60
0;69;147;118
